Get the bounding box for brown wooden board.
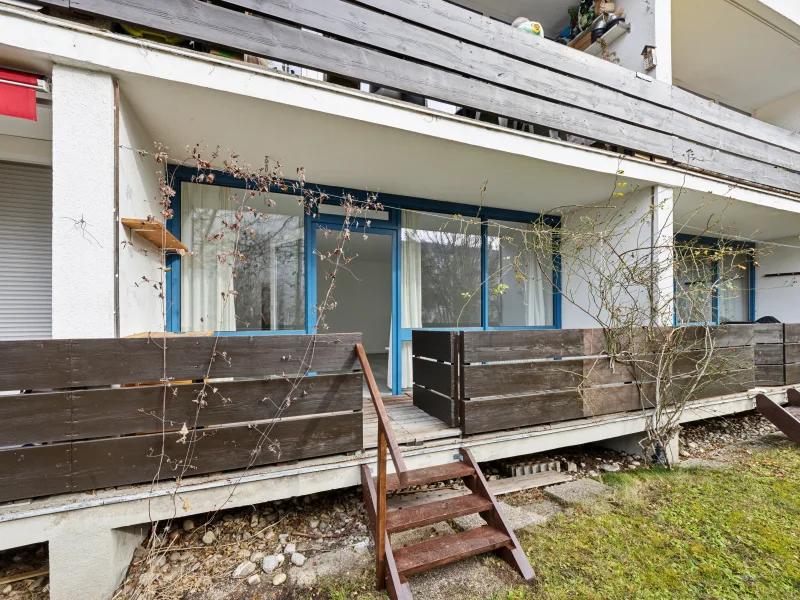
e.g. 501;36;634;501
755;365;785;387
70;373;362;439
0;444;72;503
461;389;584;435
784;343;800;365
412;385;459;428
70;412;362;493
582;383;655;417
0;340;71;392
754;324;784;344
682;324;754;349
785;324;800;344
0;392;72;446
459;329;584;363
461;358;585;399
411;330;455;363
755;344;784;365
786;363;800;385
0;335;360;391
675;368;755;400
412;358;454;397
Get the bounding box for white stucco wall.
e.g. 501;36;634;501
755;236;800;322
560;186;673;329
606;0;672;83
754;90;800;134
118;94;165;336
51;65;116;338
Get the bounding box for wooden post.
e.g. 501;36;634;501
376;427;387;589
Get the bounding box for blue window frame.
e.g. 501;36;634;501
674;233;756;326
166;165;562;393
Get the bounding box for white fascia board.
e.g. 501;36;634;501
1;6;799;213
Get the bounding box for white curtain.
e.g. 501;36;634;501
388;211;422;390
181;183;237;332
524;226;550;326
719;253;748;322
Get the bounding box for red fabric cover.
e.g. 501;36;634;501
0;69;39;121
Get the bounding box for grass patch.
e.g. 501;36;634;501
514;447;800;600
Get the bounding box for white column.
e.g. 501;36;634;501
51;65;116;338
653;0;673;84
651;185;674;326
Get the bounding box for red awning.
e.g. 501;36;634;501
0;68;39;121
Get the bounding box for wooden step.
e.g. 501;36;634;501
383;461;475;492
393;525;512;577
386;493;493;533
786;405;800;418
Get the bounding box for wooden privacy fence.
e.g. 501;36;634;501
413;326;759;435
37;0;800;193
0;334;363;504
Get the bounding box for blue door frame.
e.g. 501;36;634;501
166;165;562;395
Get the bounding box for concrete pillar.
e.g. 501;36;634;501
597;429;679;465
651;185;674;326
49;524;145;600
653;0;673;84
51;64;116;338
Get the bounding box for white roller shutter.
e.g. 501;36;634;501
0;161;52;340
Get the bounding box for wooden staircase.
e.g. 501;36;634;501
357;345;534;599
756;388;800;445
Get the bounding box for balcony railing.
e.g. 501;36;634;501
37;0;800;195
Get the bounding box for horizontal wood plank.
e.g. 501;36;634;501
0;444;72;503
71;373;362;439
785;324;800;345
582;383;655;416
755;365;785;387
754;324;784;344
461;389;584;435
754;344;784;365
412;358;454;396
461;358;585;398
785;343;800;364
412;385;459;427
411;330;454;362
461;329;584;363
0;392;72;446
786;362;800;385
0;334;360;390
70;412;362;493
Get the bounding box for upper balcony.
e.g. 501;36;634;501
29;0;800;197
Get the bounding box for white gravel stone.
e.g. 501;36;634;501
247;574;261;586
272;572;287;586
250;551;265;564
291;552;306;567
262;554;284;573
182;519;195;531
284;543;296;554
202;531;215;545
233;560;256;579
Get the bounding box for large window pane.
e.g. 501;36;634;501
675;243;714;324
719;252;750;323
487;220;554;327
401;211;481;328
180;183;304;332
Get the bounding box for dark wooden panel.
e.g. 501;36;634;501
412;385;458;427
785;343;800;364
70;412;362;492
682;324;754;349
672;345;754;375
755;344;784;365
411;330;454;362
582;383;655;417
0;444;72;503
461;390;584;435
0;392;72;446
71;373;362;439
412;358;454;397
785;324;800;344
0;340;71;392
754;324;784;344
786;362;800;385
68;334;360;387
461;329;584;363
755;365;785;387
461;358;584;398
675;368;755;401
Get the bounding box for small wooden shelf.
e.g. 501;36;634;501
585;21;631;56
121;218;187;252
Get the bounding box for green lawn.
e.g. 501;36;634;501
510;446;800;600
